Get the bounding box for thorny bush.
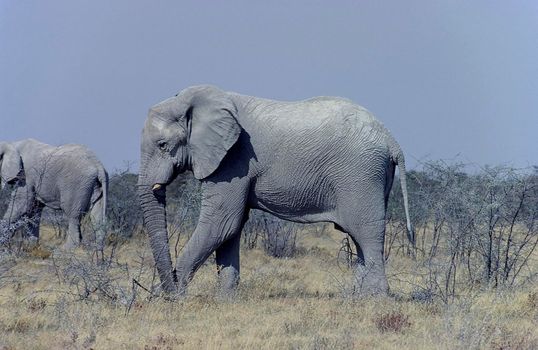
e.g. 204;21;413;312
385;161;538;303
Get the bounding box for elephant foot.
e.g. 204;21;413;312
147;280;182;301
216;266;239;301
353;281;389;297
353;263;389;297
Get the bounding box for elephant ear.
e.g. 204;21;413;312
0;142;22;187
189;91;242;180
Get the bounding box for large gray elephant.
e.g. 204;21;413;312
138;85;413;296
0;139;108;249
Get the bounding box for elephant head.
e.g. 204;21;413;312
138;85;241;293
0;142;23;190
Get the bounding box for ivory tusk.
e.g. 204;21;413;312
152;184;162;191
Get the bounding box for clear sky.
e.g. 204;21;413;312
1;1;537;172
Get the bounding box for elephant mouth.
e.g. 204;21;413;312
5;169;25;184
6;173;25;185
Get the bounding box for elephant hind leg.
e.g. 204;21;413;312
60;181;94;250
62;216;82;250
89;195;106;250
337;188;389;296
346;219;388;296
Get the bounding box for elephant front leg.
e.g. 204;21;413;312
175;181;249;297
215;233;242;300
175;213;245;296
1;184;36;245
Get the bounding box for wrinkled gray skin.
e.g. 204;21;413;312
138;85;413;297
0;139;108;249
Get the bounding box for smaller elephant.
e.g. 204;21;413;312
0;142;23;189
0;139;108;249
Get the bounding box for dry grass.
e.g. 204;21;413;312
0;226;537;350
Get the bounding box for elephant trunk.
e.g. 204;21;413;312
138;184;177;294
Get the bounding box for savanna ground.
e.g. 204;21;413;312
1;163;537;349
0;224;536;350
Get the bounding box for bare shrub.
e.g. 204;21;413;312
53;250;122;302
50;240;157;309
387;160;538;303
242;211;266;250
242;210;264;249
263;223;298;258
337;236;357;269
0;216;39;252
242;210;299;258
242;216;261;250
107;168;142;238
258;212;298;258
374;311;411;333
41;208;67;239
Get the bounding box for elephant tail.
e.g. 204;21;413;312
97;167;109;222
90;166;109;249
391;144;415;247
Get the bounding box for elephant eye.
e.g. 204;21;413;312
157;141;167;151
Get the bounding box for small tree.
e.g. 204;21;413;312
107;170;142;238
